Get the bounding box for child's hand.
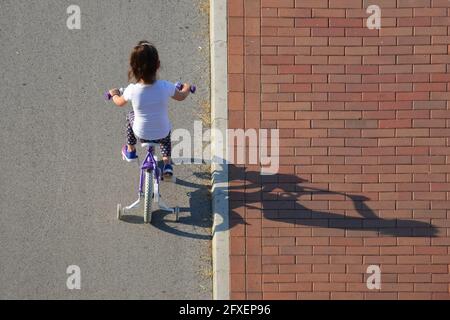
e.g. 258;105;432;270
109;88;121;97
172;82;194;101
182;83;193;94
181;83;191;92
108;88;127;107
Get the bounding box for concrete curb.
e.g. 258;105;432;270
210;0;229;300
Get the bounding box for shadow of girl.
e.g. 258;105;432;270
226;166;438;238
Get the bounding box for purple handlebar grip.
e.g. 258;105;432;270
104;92;112;100
104;88;124;101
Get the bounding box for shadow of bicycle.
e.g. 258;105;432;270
150;182;213;240
121;162;438;238
121;176;212;241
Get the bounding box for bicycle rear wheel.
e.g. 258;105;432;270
143;170;154;223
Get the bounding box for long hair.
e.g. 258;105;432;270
128;41;160;84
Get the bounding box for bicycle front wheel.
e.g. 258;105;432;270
144;170;154;223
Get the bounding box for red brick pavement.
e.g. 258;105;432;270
227;0;450;300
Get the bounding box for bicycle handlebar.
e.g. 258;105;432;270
175;82;196;94
104;82;196;101
104;88;124;101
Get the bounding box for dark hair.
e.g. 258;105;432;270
128;41;160;84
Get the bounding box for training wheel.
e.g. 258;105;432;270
117;204;122;220
144;210;151;224
175;207;180;222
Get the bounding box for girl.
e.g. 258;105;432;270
108;41;192;177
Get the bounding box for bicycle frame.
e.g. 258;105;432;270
119;143;178;221
139;146;160;194
123;145;159;212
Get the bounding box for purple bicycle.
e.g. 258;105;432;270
105;82;196;223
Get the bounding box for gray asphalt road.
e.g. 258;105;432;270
0;0;212;299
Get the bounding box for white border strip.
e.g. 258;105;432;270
210;0;229;300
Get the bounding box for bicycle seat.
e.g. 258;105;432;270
141;142;159;149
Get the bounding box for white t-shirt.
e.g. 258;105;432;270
123;80;176;141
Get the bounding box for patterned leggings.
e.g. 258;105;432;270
126;111;172;158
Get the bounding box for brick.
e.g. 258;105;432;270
330;18;363;27
414;119;446;128
229;36;244;55
263;274;296;283
295;0;328;8
279;264;312;274
280;8;310;18
278;46;310;55
295;37;328;46
261;8;277;18
262;0;294;7
260;27;278;36
416;7;447;16
346;27;379;37
398;256;431;264
432;274;450;283
277;27;310;37
415;283;448;292
415;265;448;273
229;55;244;74
313;65;345;74
365;292;398;300
261;37;294;46
415;26;447;35
229;0;244;17
280;246;312;255
231;274;246;292
230;255;246;274
330;0;363;8
279;283;312;292
399;17;431;27
312;46;345;56
296;273;329;282
312;9;346;18
261;17;294;27
297;292;330;300
332;37;363;46
261;55;294;65
245;18;261;36
314;283;346;292
379;64;412;74
229;17;244;36
414;64;446;73
263;292;296;300
398;0;430;7
365;37;396;46
262;93;294;102
378;283;414;292
330;256;363;264
295;18;326;27
261;75;293;84
399;293;432;300
285;83;315;93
